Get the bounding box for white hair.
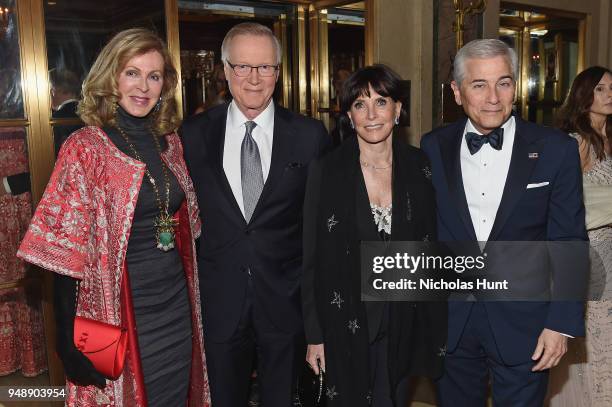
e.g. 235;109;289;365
221;22;282;65
453;39;518;86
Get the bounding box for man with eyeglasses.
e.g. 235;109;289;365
181;22;329;407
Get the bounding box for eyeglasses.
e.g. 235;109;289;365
226;61;280;77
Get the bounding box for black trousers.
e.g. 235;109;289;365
204;277;304;406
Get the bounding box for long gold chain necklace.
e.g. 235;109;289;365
115;125;177;252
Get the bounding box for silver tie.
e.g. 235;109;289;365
241;121;263;222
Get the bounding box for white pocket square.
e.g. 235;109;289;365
526;182;549;189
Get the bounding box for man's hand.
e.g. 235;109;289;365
531;328;568;371
306;343;325;375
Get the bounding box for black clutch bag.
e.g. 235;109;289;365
296;359;325;406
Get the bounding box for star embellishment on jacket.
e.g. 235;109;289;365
331;291;344;309
347;319;360;334
326;386;339;400
327;214;339;232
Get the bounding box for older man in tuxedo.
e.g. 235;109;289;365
421;39;587;406
181;22;329;407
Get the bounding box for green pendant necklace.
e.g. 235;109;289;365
115;124;177;252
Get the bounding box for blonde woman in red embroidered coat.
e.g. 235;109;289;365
17;29;210;407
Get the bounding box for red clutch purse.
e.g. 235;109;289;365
74;316;128;380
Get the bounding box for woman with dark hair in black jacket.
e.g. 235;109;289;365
301;64;447;407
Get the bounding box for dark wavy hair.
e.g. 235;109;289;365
338;64;408;137
556;66;612;162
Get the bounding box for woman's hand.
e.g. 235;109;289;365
306;343;325;375
54;273;106;388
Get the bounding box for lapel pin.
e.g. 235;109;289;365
528;152;539;159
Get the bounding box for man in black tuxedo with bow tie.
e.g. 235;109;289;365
181;22;329;407
421;39;587;406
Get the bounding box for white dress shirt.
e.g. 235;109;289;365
54;98;79;112
2;177;11;194
460;116;516;242
223;100;275;217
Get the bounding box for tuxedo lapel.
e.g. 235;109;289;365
208;106;246;224
250;105;294;222
488;118;544;240
440;119;477;241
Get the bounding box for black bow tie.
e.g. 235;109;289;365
465;127;504;155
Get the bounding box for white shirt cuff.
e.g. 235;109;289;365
2;177;11;194
560;333;575;338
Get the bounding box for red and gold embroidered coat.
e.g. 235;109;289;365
17;127;210;407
